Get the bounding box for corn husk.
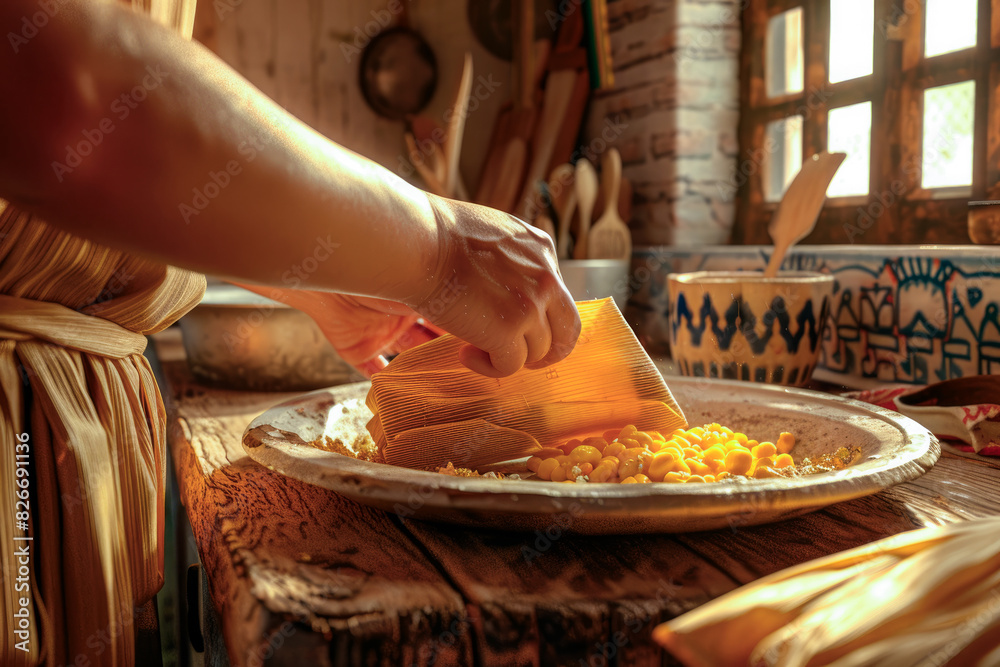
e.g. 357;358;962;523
653;516;1000;666
366;298;686;469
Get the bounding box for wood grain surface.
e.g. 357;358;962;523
155;330;1000;666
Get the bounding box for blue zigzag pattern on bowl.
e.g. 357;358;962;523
672;293;825;354
630;246;1000;386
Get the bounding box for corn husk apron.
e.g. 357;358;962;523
0;3;201;663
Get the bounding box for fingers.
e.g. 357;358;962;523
357;356;388;378
458;335;529;378
541;293;582;365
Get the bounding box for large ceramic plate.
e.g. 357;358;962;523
242;377;940;534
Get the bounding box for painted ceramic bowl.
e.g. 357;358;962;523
628;245;1000;388
668;271;835;386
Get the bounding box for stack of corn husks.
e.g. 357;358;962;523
654;516;1000;666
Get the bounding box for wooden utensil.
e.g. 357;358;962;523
535;212;557;245
763;151;847;278
486;138;527;212
516;68;577;220
548;163;577;259
587;148;632;260
572;158;598;259
444;52;474;198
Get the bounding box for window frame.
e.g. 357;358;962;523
732;0;1000;246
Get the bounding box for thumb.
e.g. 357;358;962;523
457;337;528;378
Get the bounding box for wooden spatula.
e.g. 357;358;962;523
572;158;598;259
763;151;847;277
548;163;576;259
587;148;632;260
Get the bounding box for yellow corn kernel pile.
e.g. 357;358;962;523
526;424;796;484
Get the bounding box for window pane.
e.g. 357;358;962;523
922;80;975;188
925;0;977;57
766;8;804;98
827;102;872;197
829;0;874;83
764;116;803;202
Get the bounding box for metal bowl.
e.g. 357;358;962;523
558;259;630;310
178;284;363;392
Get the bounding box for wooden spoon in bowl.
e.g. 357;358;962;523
763;151;847;278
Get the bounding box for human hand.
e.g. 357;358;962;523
233;284;440;378
408;197;582;377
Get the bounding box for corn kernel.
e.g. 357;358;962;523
535;458;559;480
686;475;706;483
560;438;582;454
648;452;676;482
550;463;569;482
602;429;620;443
582;436;608;452
682;447;700;459
620;447;645;461
621;476;638;484
703;475;716;483
686;459;712;477
569;445;603;465
535;447;564;459
618;457;640;478
588;464;615;483
751;457;774;475
663;471;687;483
734;432;749;446
599;455;620;468
620;437;641;449
575;462;594;477
775;453;794;468
752;442;777;459
777;432;795;454
702;445;726;462
527;456;543;472
753;465;778;479
724;449;753;475
715;471;730;481
649;431;666;442
603;442;626;458
618;425;639;440
633;473;652;483
632;432;654;448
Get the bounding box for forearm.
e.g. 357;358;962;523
0;0;440;304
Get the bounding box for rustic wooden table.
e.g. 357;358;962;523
153;330;1000;667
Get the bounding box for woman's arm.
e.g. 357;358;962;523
0;0;580;375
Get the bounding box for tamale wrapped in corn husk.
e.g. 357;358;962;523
366;298;686;469
653;516;1000;666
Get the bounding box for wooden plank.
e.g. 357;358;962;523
396;519;740;665
156;333;472;667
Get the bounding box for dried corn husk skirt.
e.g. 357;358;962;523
0;203;204;666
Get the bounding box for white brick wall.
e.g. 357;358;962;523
583;0;740;246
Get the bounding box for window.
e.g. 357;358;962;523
733;0;999;245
